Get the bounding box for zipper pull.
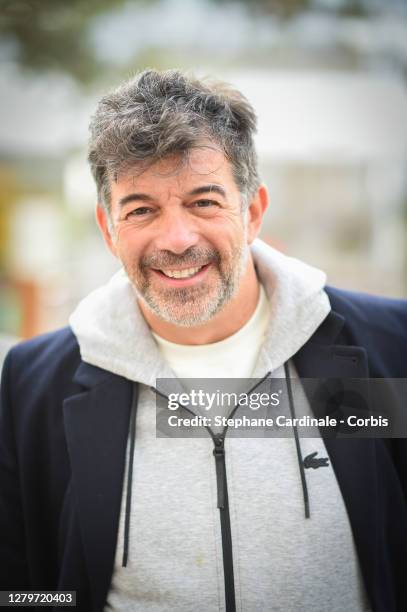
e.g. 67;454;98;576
213;436;226;509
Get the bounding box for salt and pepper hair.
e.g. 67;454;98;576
88;69;260;214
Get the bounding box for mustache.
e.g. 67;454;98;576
141;246;220;269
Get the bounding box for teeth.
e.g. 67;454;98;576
161;266;203;279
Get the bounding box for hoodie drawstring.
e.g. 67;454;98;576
122;382;138;567
284;362;310;519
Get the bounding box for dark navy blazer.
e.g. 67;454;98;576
1;286;407;611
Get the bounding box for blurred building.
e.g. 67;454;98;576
1;1;407;338
228;70;407;295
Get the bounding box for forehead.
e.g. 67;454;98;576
110;147;238;197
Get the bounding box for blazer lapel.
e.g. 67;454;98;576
293;309;378;604
63;361;133;612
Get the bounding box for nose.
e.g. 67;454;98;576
153;210;199;254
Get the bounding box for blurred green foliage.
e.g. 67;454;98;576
0;0;129;81
212;0;312;18
0;0;375;83
210;0;369;18
0;169;17;270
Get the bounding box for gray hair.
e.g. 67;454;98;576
88;69;260;213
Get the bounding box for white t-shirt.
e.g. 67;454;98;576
152;283;270;379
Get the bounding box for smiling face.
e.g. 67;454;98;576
97;146;267;329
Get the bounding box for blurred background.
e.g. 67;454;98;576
1;0;407;352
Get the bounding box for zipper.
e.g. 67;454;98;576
153;372;271;612
210;373;271;612
213;433;236;612
154;385;237;610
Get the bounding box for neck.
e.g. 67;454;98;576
139;256;260;345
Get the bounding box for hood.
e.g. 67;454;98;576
69;238;331;386
250;239;330;377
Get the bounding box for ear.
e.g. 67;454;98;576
246;184;269;244
96;204;118;257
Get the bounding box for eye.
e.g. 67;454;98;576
192;199;219;208
125;206;153;218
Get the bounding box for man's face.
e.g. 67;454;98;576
98;147;259;327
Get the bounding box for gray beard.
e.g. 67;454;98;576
126;245;248;327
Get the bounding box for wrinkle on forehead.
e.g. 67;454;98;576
116;144;228;187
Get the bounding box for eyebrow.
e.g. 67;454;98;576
118;193;155;208
117;184;227;208
187;184;227;198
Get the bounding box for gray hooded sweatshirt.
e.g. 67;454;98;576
70;239;371;612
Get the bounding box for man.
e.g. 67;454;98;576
1;69;406;612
